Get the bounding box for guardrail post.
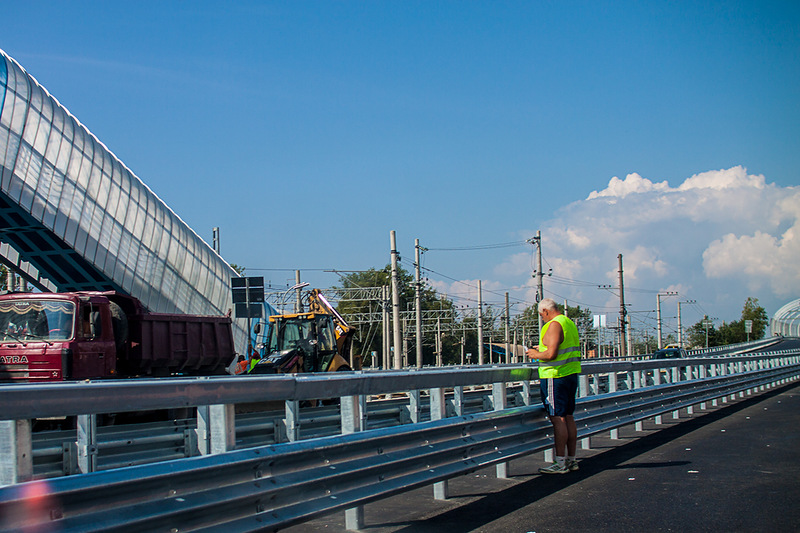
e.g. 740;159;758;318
342;394;365;530
408;390;422;424
77;414;98;473
521;381;531;406
430;387;449;500
285;400;300;442
607;371;620;439
0;419;32;487
579;375;590;398
699;365;708;410
196;404;235;455
492;382;509;478
453;386;465;414
710;364;719;406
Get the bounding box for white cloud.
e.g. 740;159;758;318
677;166;766;192
587;172;670;200
497;167;798;323
437;167;796;325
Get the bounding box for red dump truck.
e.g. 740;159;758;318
0;291;236;382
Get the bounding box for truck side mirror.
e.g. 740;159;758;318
90;310;102;339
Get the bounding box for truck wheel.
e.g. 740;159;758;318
109;301;129;351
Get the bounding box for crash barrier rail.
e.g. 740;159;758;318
685;337;781;357
10;342;793;481
1;349;799;532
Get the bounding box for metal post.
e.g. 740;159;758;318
390;231;403;369
492;381;508;478
415;239;423;369
431;388;449;500
656;293;663;350
504;292;510;364
284;400;300;442
382;286;390;369
477;280;485;365
0;419;33;486
295;270;303;313
76;414;97;473
342;395;365;530
535;231;544;332
618;254;627;357
197;404;235;454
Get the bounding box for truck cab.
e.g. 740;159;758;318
0;292;116;381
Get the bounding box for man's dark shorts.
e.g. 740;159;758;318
539;373;579;417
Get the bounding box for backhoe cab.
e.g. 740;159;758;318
249;289;355;375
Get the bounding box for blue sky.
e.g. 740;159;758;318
4;1;799;338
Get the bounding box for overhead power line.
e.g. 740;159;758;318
425;240;530;251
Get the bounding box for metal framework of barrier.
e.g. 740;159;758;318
1;349;799;532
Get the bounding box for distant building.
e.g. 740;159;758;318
771;299;800;337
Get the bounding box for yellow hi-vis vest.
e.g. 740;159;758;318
537;314;581;378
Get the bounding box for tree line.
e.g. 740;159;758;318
332;265;771;364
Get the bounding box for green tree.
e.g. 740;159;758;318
742;297;769;339
686;297;768;348
334;264;456;366
515;303;595;350
687;317;720;348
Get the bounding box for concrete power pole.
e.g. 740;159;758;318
504;292;510;364
390;231;403;369
382;285;390;369
532;231;545;332
415;239;423;369
656;293;663;350
295;270;303;313
618;254;627;357
477;280;485;365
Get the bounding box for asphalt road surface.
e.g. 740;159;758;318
287;381;800;533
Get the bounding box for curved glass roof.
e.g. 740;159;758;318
0;49;245;348
771;298;800;337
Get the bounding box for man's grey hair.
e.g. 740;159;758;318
537;298;558;312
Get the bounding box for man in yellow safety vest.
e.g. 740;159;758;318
526;298;581;474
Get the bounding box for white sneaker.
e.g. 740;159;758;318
566;459;579;472
538;462;569;474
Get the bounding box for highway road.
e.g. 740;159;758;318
288;379;800;532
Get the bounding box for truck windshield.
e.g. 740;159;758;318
0;300;75;342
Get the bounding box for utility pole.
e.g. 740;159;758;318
477;280;485;365
677;300;696;348
618;254;627;357
656;291;679;349
527;231;545;332
414;239;424;369
381;285;390;369
294;270;303;313
504;292;510;364
390;231;403;369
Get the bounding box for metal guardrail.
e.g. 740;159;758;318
1;349;799;532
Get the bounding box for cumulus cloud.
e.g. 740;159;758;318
494;166;798;322
587;172;670;200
